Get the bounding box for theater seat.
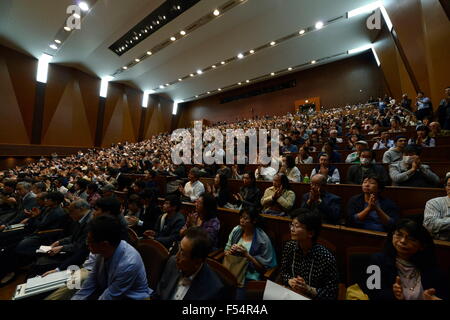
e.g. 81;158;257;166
206;257;237;299
136;238;169;290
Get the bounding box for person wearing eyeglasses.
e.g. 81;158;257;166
279;208;338;300
361;219;449;300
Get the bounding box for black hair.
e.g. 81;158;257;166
216;173;229;191
87;183;98;192
362;174;385;191
76;179;89;190
404;144;422;156
360;148;375;161
239;206;261;228
4;181;17;189
243;171;257;187
128;194;142;207
278;174;291;190
33;182;47;193
285;155;296;169
199;192;217;221
164;194;181;210
45;191;64;204
184;227;212;260
88;215;122;248
95;197;121;217
291;208;322;243
384;218;437;270
394;135;407;142
416;125;430;134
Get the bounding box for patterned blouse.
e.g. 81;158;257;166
182;213;221;249
280;241;339;300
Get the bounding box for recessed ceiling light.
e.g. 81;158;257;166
64;26;71;32
238;82;242;85
299;29;305;35
49;44;58;50
170;36;176;41
160;85;164;89
195;95;199;98
237;53;244;59
197;69;203;75
288;67;293;71
249;50;255;54
165;83;169;86
55;39;61;44
221;61;225;65
218;88;222;91
213;9;220;16
271;72;275;76
180;30;186;36
207;91;210;94
163;16;166;20
177;6;181;10
212;65;216;68
73;13;81;19
190;73;195;77
78;2;89;11
311;60;317;64
122;66;128;70
270;41;276;46
315;21;324;29
147;51;152;55
246;80;250;83
157;20;160;24
178;78;182;82
135;58;140;62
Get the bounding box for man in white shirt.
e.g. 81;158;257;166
179;168;205;202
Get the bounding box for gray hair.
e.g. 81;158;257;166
17;181;32;191
70;199;90;210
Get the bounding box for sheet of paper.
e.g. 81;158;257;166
36;245;52;254
26;271;68;291
263;280;311;300
9;224;25;229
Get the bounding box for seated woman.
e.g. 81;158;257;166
362;218;449;300
408;125;436;147
232;172;262;210
224;207;277;298
261;174;295;216
206;173;232;208
296;146;313;164
347;175;399;232
279;208;339;300
180;193;220;250
310;153;340;184
280;155;301;183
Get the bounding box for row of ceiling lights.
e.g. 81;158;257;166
150;19;326;94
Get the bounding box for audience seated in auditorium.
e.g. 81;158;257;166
389;145;440;188
232;172;262;210
155;227;225;300
255;162;277;181
143;195;185;249
368;123;381;135
279;208;339;300
437;87;450;131
261;174;295;216
296;146;313;164
86;183;101;208
310;153;340;184
388;116;407;133
321;142;341;163
347;149;389;186
281;136;298;154
361;219;449;300
180;193;220;250
408;125;436;147
224;207;277;299
205;173;232;208
178;168;205;202
382;136;408;164
279;155;301;183
423;174;450;241
428;122;442;138
71;215;151;300
347;175;399;232
345;140;369;164
300;174;342;224
372;131;394;150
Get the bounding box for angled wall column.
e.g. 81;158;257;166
94;97;106;147
31;82;46;144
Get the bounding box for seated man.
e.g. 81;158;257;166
72;215;152;300
345;141;369;164
372;131;394;150
310;153;340;184
347;149;389;186
255;163;277;181
281;136;298;154
0;181;37;229
389;145;440;188
155;227;225;300
423;174;450;241
408;125;436;147
382;136;408;164
178;168;205;202
300;174;342;224
143;195;185;249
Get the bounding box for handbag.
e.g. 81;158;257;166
223;254;248;288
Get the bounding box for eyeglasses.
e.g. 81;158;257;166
290;223;302;230
393;231;418;242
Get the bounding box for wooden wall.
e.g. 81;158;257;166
176;52;387;127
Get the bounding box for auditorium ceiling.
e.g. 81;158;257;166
0;0;380;102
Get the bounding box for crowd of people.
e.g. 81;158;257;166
0;88;449;301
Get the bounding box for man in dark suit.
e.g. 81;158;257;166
347;149;389;186
300;174;342;224
143;195;185;249
30;199;92;276
0;181;36;227
155;227;225;300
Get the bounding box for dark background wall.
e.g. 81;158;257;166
176;52;387;127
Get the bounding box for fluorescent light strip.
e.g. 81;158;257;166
142;90;153;108
172;100;180;115
348;44;373;54
36;54;53;83
347;1;381;18
100;76;114;98
371;46;381;66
